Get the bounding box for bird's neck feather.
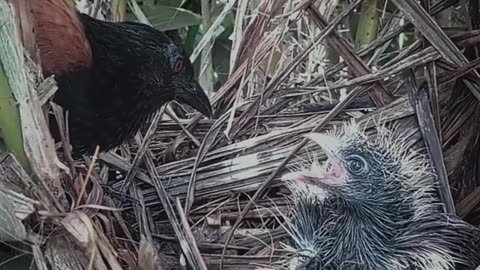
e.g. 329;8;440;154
76;15;174;113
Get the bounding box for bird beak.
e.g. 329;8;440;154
175;80;213;118
304;133;344;181
281;132;344;185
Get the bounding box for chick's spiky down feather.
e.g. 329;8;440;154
31;0;212;157
281;121;480;270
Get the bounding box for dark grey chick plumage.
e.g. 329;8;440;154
281;122;480;270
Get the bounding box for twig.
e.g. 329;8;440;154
405;70;455;214
76;146;100;207
121;106;166;193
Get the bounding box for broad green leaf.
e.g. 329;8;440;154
0;63;30;174
0;191;26;242
142;5;202;31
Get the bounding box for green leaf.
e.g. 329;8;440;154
354;0;384;48
185;25;200;55
0;64;31;174
142;5;202;31
0;191;26;242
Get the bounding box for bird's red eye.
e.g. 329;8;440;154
173;59;183;73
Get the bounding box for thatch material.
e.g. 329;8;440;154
2;0;480;269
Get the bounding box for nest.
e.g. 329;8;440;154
1;0;480;269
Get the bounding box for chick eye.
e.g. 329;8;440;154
346;155;368;175
173;59;183;73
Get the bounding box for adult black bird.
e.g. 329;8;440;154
281;122;480;270
31;0;212;157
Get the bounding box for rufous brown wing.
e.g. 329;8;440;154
31;0;92;76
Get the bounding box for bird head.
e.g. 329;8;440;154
163;43;213;118
282;121;431;206
82;17;213;118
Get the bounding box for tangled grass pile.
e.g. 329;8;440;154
2;0;480;269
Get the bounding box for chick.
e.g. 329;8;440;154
282;122;480;270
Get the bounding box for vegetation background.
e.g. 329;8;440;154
1;0;479;269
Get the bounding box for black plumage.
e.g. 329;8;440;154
282;122;480;270
32;1;212;157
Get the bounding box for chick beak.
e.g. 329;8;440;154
303;133;343;181
175;80;213;118
281;133;343;186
